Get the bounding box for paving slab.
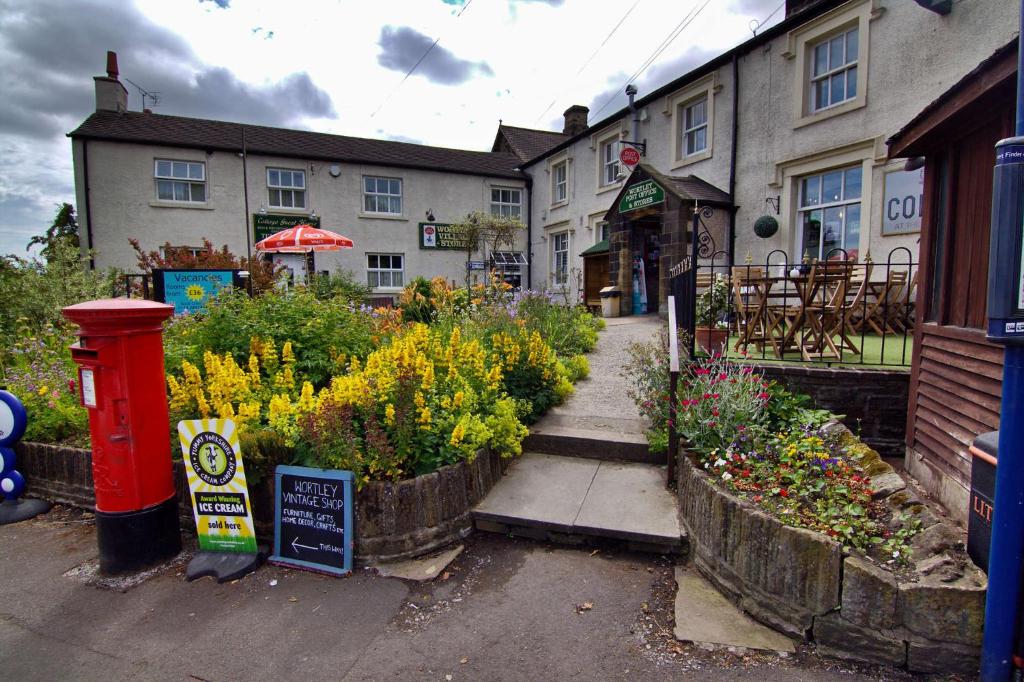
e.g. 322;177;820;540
373;544;464;581
574;461;680;545
674;566;796;654
472;453;599;532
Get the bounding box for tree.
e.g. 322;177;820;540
449;211;525;291
129;238;280;294
27;203;79;260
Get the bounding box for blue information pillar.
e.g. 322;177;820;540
981;5;1024;678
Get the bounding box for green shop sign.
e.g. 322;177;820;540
619;179;665;213
253;213;321;242
420;222;470;250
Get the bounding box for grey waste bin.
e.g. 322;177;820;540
599;286;621;318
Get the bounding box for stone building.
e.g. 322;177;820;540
511;0;1017;311
70;55;529;295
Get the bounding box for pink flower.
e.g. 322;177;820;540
708;421;717;427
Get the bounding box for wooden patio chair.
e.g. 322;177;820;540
836;261;872;354
730;266;780;356
861;270;909;336
800;260;853;361
886;269;918;334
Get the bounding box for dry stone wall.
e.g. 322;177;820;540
676;422;986;674
16;441;506;564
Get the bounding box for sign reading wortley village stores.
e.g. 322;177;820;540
420;222;470;250
619;179;665;213
253;213;321;242
179;419;257;554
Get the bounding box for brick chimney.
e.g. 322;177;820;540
94;51;128;113
562;105;589;136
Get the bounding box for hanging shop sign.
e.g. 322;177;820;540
420;222;470;250
619;145;642;168
253;213;321;243
619;179;665;214
270;465;353;577
153;269;237;315
881;168;924;235
179;419;258;554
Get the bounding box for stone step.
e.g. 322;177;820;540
523;424;660;465
472;453;685;555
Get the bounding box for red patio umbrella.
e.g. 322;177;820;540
255;224;354;253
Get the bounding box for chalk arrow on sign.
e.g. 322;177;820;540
291;537;318;554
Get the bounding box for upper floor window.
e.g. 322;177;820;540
551;231;569;285
600;138;619;186
267;168;306;209
155;159;206;203
490;187;522;219
798;165;862;260
682;97;708;157
363;176;402;215
598;221;610;243
810;27;858;112
552;160;568;204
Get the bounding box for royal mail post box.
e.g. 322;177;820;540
62;299;181;574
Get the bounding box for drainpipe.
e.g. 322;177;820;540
728;53;739;266
525;174;533;290
82;139;95;270
241;126;252;265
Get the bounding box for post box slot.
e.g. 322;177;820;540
71;346;99;360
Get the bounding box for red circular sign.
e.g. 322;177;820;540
619;146;641;167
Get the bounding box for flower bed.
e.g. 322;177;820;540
626;337;986;672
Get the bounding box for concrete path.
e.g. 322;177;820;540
473;453;683;550
0;508;904;681
525;315;664;462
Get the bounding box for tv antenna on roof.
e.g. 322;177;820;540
125;79;161;110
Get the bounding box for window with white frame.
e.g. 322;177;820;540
552;160;568;204
551;231;569;285
366;253;404;288
810;27;858;112
363;176;402;215
681;97;708;157
600;138;619;186
490;187;522;219
159;244;206;259
595;220;610;243
267;168;306;209
797;165;862;260
154;159;206;203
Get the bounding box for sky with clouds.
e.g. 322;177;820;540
0;0;782;256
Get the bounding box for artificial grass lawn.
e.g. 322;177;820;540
723;332;913;368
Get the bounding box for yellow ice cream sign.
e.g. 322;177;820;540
179;418;257;553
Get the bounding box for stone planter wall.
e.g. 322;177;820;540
676;424;986;674
16;441;507;563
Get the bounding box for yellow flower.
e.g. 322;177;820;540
37;385;49;396
384;403;396;425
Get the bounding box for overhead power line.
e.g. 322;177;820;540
533;0;644;125
370;0;475;119
588;0;711;122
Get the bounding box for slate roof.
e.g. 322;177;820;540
69;110;526;180
640;164;733;206
492;124;569;162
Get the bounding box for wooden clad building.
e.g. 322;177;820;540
887;42;1016;519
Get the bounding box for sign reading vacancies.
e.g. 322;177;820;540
619;179;665;213
881;168;924;235
253;213;321;243
153;269;235;316
270;465;354;577
420;222;470;250
178;418;258;554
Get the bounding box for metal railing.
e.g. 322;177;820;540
671;247;917;367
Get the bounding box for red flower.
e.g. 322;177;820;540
757;392;770;400
67;379;76;394
708;421;717;427
703;393;712;400
712;408;720;416
712;393;720;399
753;494;762;502
779;488;789;498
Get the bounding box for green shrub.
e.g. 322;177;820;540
307;270;371;302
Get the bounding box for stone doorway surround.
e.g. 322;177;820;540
600;164;734;316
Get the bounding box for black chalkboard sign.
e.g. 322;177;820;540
270;465;353;576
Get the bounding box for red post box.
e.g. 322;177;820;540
62;299;181;574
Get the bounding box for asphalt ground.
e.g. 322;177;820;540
0;505;970;681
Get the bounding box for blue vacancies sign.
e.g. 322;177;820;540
270;465;354;577
154;269;235;315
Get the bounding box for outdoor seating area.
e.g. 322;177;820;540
697;253;917;366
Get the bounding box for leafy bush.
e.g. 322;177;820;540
130;238;278;294
163;288;377;388
0;326;89;446
397;276;436;323
307;270;371;302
